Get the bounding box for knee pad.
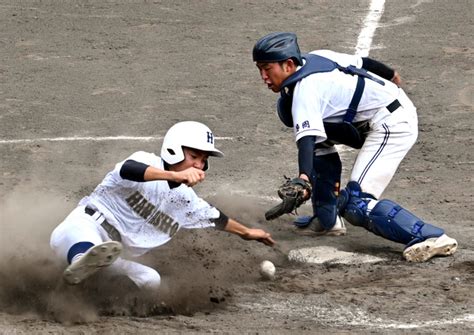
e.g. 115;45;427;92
342;196;370;227
368;199;444;246
310;153;341;230
337;181;375;226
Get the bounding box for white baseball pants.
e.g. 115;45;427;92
50;206;161;290
351;89;418;198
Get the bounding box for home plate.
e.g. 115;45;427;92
288;246;386;264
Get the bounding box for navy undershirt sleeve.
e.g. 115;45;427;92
362;57;395;81
297;136;316;177
120;159;149;182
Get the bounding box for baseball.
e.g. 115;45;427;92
259;260;276;280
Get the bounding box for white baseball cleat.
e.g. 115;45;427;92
295;216;347;236
403;234;458;263
63;241;123;285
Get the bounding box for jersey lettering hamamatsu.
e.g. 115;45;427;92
292;50;400;143
78;151;220;256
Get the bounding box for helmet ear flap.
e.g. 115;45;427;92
163;147;184;165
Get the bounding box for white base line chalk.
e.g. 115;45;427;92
355;0;386;57
0;136;234;145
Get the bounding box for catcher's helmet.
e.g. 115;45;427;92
252;32;303;66
160;121;223;171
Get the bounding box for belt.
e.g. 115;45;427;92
85;206;122;242
386;99;401;113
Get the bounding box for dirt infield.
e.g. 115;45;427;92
0;0;473;333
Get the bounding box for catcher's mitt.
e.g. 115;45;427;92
265;176;312;220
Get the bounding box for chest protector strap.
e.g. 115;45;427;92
277;54;384;148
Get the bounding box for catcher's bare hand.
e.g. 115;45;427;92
298;174;311;201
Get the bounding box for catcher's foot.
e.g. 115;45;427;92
63;241;122;285
294;216;347;236
403;234;458;263
294;215;313;228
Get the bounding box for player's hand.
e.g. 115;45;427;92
242;228;275;246
298;174;312;201
174;167;205;186
391;71;402;86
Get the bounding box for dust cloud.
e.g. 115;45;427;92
0;188;271;323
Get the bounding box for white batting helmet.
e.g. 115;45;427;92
160;121;224;171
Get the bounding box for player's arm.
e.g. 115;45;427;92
120;160;204;186
212;210;274;246
296;136;315;201
120;160;173;182
297;135;315;182
362;57;401;86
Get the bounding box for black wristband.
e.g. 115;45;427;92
211;209;229;230
362;57;395;81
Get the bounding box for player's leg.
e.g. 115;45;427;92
109;258;161;291
338;181;457;262
295;147;346;236
50;206;122;284
350;96;418;198
62;241;122;285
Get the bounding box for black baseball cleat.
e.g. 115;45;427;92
63;241;123;285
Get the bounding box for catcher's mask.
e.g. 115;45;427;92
160;121;224;171
252;32;303;66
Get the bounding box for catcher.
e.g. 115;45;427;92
255;32;458;262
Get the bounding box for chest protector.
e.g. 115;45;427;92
278;54;384;149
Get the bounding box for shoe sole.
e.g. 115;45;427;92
403;237;458;263
63;241;123;285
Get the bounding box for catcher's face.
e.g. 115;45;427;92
171;147;209;171
256;59;296;92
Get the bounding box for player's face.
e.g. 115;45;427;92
256;60;295;92
173;147;209;171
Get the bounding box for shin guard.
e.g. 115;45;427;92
310;152;342;230
367;200;444;246
339;181;444;245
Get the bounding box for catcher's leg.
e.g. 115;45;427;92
338;181;457;262
311;151;342;230
350;96;418;198
295;151;346;236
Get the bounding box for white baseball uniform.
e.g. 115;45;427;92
50;151;221;289
291;50;418;198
